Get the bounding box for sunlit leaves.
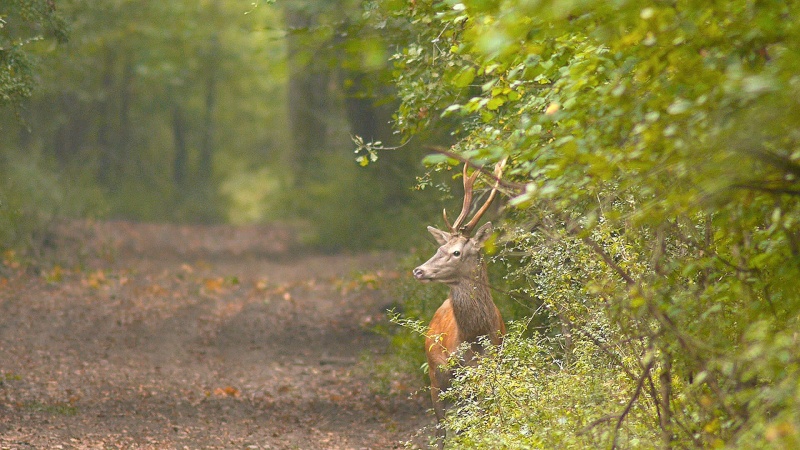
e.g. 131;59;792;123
377;0;800;447
450;66;475;88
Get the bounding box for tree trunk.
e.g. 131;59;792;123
53;92;89;167
198;34;218;188
97;50;117;184
284;3;331;185
172;105;188;191
113;54;134;185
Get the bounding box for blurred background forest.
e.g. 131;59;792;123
5;0;800;448
0;0;441;252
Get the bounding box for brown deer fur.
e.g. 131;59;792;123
413;166;506;450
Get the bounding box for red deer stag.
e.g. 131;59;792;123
412;161;506;449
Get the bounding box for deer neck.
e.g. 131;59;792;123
449;258;496;343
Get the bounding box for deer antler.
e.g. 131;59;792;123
462;158;506;235
443;164;481;233
443;159;507;236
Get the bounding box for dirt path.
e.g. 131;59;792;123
0;221;429;449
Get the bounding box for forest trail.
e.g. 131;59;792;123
0;221;428;449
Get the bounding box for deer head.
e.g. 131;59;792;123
413;160;505;285
413;222;494;284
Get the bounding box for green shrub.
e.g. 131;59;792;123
0;152;104;255
370;0;800;447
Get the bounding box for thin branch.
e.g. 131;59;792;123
577;414;622;436
576;324;638;382
646;371;663;439
668;221;755;273
659;353;673;449
580;235;636;286
612;358;655;450
644;302;740;420
352;134;414;151
423;145;526;192
745;148;800;179
730;183;800;196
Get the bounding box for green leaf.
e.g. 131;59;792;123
422;153;457;165
487;96;505;110
666;98;691;115
452;67;476;88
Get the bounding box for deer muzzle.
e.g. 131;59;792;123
412;266;431;282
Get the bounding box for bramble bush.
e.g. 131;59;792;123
367;0;800;448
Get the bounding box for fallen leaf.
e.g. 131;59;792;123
204;278;225;292
213;386;240;397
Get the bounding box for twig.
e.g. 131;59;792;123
659;353;673;449
423;145;526;192
577;414;622;436
612;358;655;449
730;183;800;196
580;235;636;286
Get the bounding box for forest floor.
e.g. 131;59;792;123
0;221;430;449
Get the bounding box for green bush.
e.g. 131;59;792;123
0;152;105;254
368;0;800;448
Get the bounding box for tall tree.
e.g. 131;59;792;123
283;0;337;185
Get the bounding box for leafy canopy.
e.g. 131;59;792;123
372;0;800;447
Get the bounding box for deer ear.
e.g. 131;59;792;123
427;226;451;245
473;222;493;246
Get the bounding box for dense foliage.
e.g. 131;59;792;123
0;0;73;250
372;0;800;448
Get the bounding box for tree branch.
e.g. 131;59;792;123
580;235;636;286
423;145;526;192
612;357;655;450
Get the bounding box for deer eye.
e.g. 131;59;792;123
452;250;461;257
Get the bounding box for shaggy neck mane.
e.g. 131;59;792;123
449;256;496;342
